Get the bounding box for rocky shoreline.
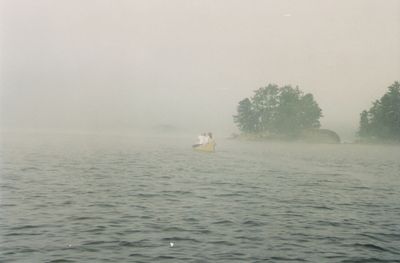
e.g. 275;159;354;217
230;128;341;144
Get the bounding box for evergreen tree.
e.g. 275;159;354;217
358;110;370;137
233;98;257;133
233;84;322;136
251;84;280;132
358;81;400;141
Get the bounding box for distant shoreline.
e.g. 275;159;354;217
230;128;341;144
353;138;400;145
230;132;400;146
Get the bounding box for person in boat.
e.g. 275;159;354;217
207;132;215;145
192;133;207;147
203;132;210;144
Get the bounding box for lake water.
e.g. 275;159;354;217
1;132;400;262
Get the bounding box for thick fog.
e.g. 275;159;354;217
1;0;400;139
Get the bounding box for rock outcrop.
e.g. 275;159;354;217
299;129;341;144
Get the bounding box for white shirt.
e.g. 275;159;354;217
198;135;205;144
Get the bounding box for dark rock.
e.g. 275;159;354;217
300;129;341;144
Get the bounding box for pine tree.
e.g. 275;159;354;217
358;81;400;141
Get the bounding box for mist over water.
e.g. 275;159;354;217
1;133;400;262
1;0;400;262
1;0;400;137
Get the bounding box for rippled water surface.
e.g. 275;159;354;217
1;133;400;262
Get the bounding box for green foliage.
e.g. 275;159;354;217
359;110;369;137
233;98;258;133
358;81;400;141
233;84;322;136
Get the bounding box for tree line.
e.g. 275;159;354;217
233;81;400;141
358;81;400;141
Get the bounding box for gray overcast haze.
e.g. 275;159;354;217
1;0;400;139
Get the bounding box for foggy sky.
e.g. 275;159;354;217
1;0;400;138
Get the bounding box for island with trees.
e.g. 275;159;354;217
358;81;400;143
233;84;340;143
